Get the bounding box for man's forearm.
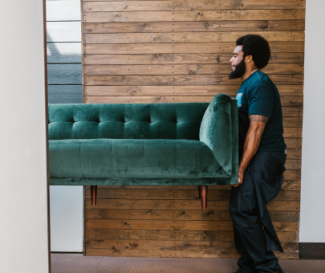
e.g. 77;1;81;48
233;115;267;187
239;124;265;173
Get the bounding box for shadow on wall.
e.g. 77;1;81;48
47;33;82;104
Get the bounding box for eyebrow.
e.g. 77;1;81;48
233;53;237;55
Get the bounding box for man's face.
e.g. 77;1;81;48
229;45;246;79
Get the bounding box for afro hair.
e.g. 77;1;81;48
236;35;271;70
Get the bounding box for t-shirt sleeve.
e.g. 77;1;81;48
247;85;274;117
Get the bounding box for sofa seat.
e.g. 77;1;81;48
49;139;230;180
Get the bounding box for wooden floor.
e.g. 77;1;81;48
51;254;325;273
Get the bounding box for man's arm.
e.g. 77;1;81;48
233;115;268;188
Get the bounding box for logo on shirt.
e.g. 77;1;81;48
235;93;243;108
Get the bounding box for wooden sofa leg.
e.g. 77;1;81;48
91;186;97;206
198;185;202;199
200;185;207;210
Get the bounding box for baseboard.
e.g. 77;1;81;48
299;243;325;259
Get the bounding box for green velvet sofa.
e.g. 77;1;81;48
49;94;238;209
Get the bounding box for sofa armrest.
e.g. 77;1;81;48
199;94;238;183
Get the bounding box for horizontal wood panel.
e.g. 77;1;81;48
285;160;301;170
86;219;298;231
85;199;300;211
87;180;301;192
83;10;305;23
270;53;304;64
86;247;241;258
285;138;302;149
84;53;304;65
84;42;304;54
283;117;302;128
84;63;303;75
84;74;304;86
86;229;298;242
84;85;303;96
86;209;300;222
85;248;298;259
87;181;301;194
85;188;300;200
284;128;302;137
85;239;298;254
83;87;303;116
282;107;303;117
83;20;305;33
84;94;303;106
286;148;301;159
281;180;301;191
284;170;300;180
83;1;305;12
84;31;304;44
86;219;237;230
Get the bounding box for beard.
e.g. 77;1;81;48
229;59;246;79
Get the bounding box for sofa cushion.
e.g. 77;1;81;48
49;139;229;179
48;103;208;141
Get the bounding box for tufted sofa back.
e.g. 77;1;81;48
48;103;208;140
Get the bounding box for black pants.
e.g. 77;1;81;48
230;151;286;273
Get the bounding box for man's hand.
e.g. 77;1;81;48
232;169;245;188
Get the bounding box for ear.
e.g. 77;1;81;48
244;55;253;63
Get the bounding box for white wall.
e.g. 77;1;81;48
300;0;325;242
0;0;49;272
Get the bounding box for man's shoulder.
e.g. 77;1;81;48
237;71;275;97
249;71;274;89
246;73;276;96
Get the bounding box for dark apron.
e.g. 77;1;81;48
247;151;286;252
230;151;286;272
231;96;286;272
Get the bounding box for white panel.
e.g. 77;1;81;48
300;0;325;242
0;0;49;272
46;0;84;253
50;186;84;252
47;22;81;42
46;0;81;21
48;64;82;84
47;43;81;63
48;85;83;103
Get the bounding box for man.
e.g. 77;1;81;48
229;35;287;273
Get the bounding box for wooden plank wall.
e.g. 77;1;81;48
82;0;304;259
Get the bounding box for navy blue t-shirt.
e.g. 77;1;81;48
235;71;286;155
